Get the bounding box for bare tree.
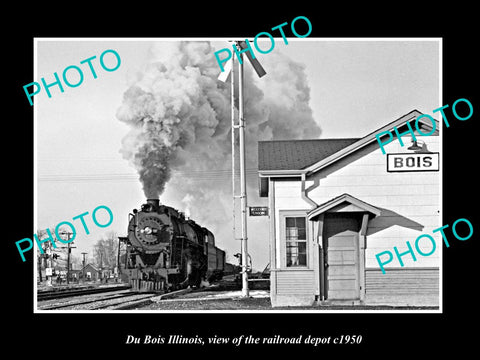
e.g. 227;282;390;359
69;254;82;268
92;231;118;269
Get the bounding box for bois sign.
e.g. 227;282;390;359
387;153;439;172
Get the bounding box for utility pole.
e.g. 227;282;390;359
219;41;266;298
46;241;53;286
116;238;122;281
58;231;75;285
67;242;71;284
238;49;249;297
231;50;236;276
81;252;87;283
37;253;43;283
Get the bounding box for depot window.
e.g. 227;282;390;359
284;215;307;267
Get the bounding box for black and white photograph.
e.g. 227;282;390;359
7;7;479;356
32;38;442;313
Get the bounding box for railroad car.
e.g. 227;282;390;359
119;199;225;292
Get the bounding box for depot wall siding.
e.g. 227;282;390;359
275;270;315;295
364;268;439;306
273;192;312;269
270;135;440;306
306;136;440;269
271;270;316;307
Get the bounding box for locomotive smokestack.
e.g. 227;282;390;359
147;198;160;209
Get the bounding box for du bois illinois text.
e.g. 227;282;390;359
125;334;363;346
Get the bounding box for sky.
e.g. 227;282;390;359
35;38;440;270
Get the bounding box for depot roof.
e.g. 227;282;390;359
258;109;439;176
257;110;439;196
258;138;359;171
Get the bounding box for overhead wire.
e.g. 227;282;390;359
38;168;259;182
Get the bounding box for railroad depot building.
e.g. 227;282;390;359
258;110;441;307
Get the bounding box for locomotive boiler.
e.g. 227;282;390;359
119;199;225;292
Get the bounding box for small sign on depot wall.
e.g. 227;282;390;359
249;206;269;216
387;153;439;172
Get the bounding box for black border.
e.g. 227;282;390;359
7;4;480;356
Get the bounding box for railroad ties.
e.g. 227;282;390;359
130;279;165;292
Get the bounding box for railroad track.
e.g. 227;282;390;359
38;291;156;310
37;285;131;301
37;281;240;310
37;287;196;311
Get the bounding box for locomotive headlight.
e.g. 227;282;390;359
141;226;153;235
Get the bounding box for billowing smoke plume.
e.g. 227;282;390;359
117;41;321;264
117;42;233;198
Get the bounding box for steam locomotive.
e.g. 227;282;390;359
119;199;225;292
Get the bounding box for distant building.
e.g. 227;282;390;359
81;263;100;281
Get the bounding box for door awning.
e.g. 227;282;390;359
307;193;381;221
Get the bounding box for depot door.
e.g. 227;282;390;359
323;214;360;300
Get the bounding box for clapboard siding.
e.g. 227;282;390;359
270;129;441;306
275;270;315;295
274;136;441;270
307;139;440;215
365;268;439;295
